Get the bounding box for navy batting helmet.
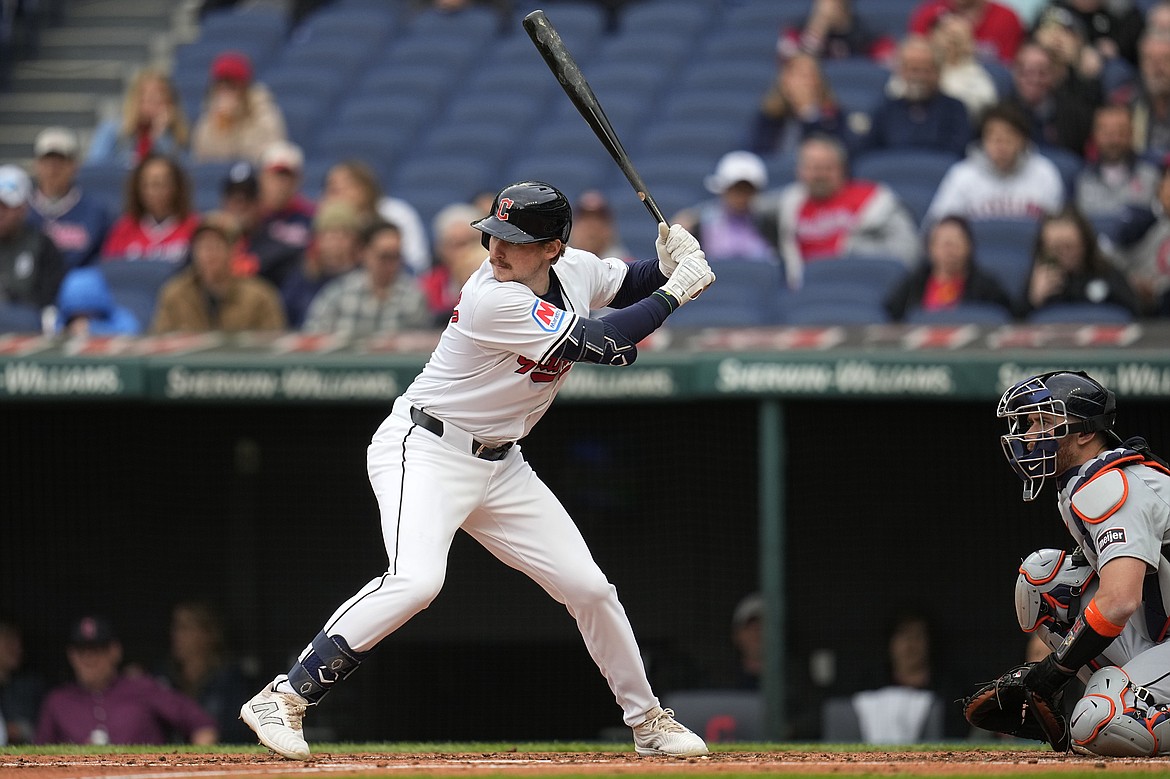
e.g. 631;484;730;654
471;181;572;250
997;371;1119;501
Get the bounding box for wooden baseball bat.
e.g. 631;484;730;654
523;9;666;225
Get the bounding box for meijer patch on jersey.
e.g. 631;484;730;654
1097;527;1126;553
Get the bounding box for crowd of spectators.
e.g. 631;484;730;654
5;0;1170;334
0;608;254;747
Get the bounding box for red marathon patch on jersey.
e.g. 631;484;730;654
1097;527;1126;553
531;300;566;332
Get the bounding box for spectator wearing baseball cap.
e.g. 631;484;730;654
85;67;190;167
191;51;287;164
674;151;777;262
150;210;286;333
26;127;112;270
219;161;262;276
252;140;315;288
0;164;67;318
36;615;218;746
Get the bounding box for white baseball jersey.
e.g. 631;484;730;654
404;247;629;445
1054;446;1170;700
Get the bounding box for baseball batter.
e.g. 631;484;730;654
985;371;1170;755
241;181;714;759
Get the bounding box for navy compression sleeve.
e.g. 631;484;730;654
550;292;675;366
608;258;669;309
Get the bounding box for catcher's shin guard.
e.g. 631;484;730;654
1070;667;1170;756
287;631;367;704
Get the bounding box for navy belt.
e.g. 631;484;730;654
409;406;514;461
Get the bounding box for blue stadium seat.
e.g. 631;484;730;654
1027;303;1135;324
635;121;740;163
723;0;808;33
820;58;891;97
903;302;1014;325
405;5;500;37
977;247;1034;303
280;94;329;149
198;6;288;41
856;1;917;38
700;26;782;65
419;121;515;169
291;7;399;45
265;35;379;79
982;58;1013;98
314;125;413;183
680;58;777;95
76;163;129;214
853;148;959;188
618;0;715;38
780;299;891;325
190;161;240;212
800;255;909;293
763;150;798;188
377;34;486;71
337;94;438;136
595;32;690;70
1038;146;1085;198
463;63;556;100
527;117;622;166
99;260;182;328
0;303;43;334
502;154;609;195
357;63;458;102
664;259;785;328
660;88;759;126
389;155;499;208
621;152;717;200
260;66;349;111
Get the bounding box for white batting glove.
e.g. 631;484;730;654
655;223;702;277
659;249;715;307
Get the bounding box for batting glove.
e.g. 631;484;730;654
656;223;702;277
659;249;715;307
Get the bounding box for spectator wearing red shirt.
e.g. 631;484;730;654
883;215;1015;319
909;0;1025;63
771;136;919;288
100;154;198;263
35;616;216;746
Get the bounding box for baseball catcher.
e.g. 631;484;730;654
963;371;1170;756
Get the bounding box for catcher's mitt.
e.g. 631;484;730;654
962;663;1069;751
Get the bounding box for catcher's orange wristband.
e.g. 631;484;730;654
1084;598;1126;637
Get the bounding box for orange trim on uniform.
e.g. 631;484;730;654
1074;694;1117;746
1072;466;1131;525
1084;598;1126;637
1020;551;1066;585
1142;460;1170;478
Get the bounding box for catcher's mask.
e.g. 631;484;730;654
997;371;1119;501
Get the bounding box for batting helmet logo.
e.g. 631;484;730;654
496;198;514;221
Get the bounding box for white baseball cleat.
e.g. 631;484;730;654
632;706;709;756
240;676;311;760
